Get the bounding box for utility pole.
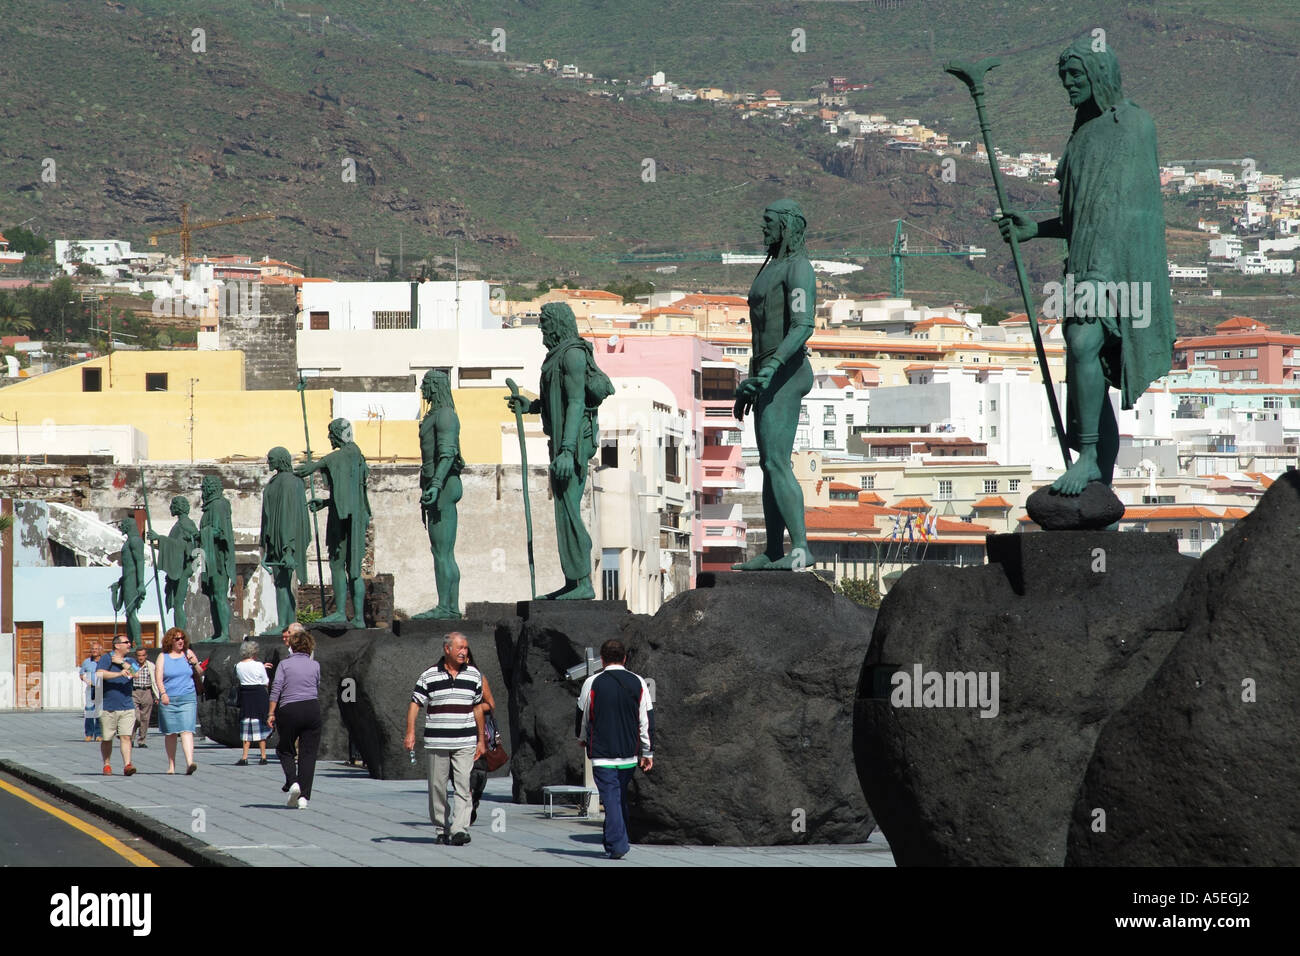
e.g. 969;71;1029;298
188;378;199;463
454;240;461;329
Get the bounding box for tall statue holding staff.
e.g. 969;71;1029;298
260;446;312;632
296;418;371;629
147;496;200;630
414;370;464;619
112;518;147;644
732;199;815;571
199;475;235;641
994;38;1175;495
504;302;612;599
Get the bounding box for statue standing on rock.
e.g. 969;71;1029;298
504;302;613;599
733;199;815;571
199;475;235;642
996;38;1175;496
112;518;147;645
147;496;199;631
260;446;312;632
296;418;371;629
414;370;464;619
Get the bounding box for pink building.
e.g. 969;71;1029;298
587;334;746;575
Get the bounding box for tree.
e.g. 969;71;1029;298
0;293;34;336
2;226;49;256
974;304;1010;326
834;575;882;609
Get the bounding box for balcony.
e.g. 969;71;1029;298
701;399;742;430
700;444;744;489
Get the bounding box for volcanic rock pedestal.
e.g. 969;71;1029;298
853;531;1194;865
1068;472;1300;865
499;601;636;803
623;572;876;846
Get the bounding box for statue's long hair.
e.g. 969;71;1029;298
200;474;222;504
540;301;581;350
267;446;293;472
1059;37;1125;130
327;418;354;445
764;199;808;261
421;369;455;412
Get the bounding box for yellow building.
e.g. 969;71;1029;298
0;350;524;465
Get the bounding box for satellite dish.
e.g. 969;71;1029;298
609;334;620;346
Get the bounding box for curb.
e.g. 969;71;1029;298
0;759;247;868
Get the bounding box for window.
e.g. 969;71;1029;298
861;474;875;489
665;437;680;482
82;368;102;392
1009;479;1020;492
1248;348;1258;357
458;368;492;386
309;311;329;330
990;425;998;438
600;440;619;469
1264;396;1282;409
978;400;983;413
823;406;836;424
145;373;168;392
1171;528;1184;540
846;413;854;427
601;549;620;601
845;390;853;400
823;429;835;446
989;399;997;412
692;370;702;400
798;405;809;425
1189;526;1201;542
937;479;953;499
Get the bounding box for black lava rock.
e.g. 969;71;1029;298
624;572;876;846
1068;472;1300;865
1026;480;1125;531
853;532;1194;865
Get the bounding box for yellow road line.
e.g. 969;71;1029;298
0;777;157;868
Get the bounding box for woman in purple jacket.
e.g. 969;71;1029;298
267;623;321;809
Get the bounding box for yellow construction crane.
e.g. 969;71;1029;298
148;203;276;279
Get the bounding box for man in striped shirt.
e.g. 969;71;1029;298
576;639;654;860
404;632;485;846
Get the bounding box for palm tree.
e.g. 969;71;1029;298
0;293;34;336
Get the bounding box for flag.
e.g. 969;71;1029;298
889;513;901;540
905;515;914;541
917;512;929;542
927;513;938;538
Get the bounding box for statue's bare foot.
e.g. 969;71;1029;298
764;548;809;571
348;616;367;630
412;606;456;620
732;554;774;571
314;611;349;626
1050;453;1102;496
555;578;595;600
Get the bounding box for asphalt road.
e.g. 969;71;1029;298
0;771;186;867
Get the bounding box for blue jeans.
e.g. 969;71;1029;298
592;766;635;856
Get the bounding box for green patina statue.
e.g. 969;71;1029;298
296;418;371;628
414;370;464;619
112;518;146;644
147;496;199;630
997;39;1175;495
199;475;235;641
260;446;311;632
504;302;612;599
732;199;816;571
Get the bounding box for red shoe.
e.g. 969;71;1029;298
123;764;137;776
103;764;112;775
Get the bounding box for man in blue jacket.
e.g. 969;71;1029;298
576;639;654;860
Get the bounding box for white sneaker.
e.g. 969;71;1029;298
297;797;309;810
286;782;301;807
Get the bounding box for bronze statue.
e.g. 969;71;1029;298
733;199;815;570
504;302;613;599
260;446;311;632
996;39;1175;495
199;475;235;641
414;370;464;619
296;418;371;628
112;518;147;644
147;496;199;631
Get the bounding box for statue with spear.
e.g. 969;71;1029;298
947;39;1173;509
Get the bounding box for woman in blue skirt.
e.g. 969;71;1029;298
156;627;202;774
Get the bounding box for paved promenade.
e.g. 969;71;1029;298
0;712;891;867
